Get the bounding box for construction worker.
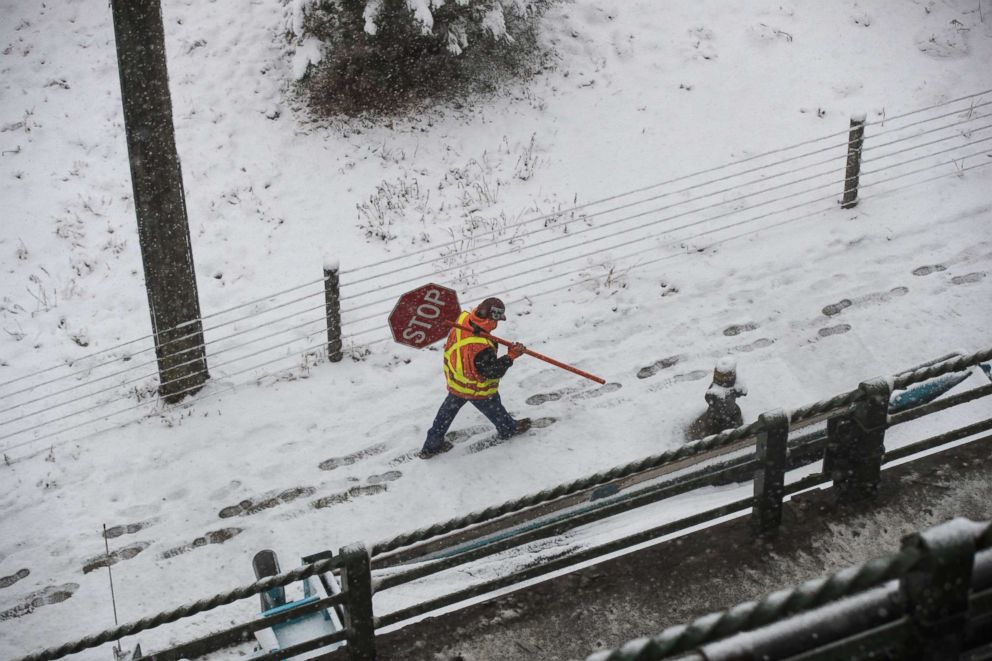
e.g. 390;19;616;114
420;297;531;458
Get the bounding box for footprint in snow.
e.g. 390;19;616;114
734;337;774;352
311;484;387;510
388;424;493;466
912;264;947;276
636;355;681;379
218;486;316;518
82;542;150;574
0;583;79;622
723;322;758;336
103;520;155;539
445;424;492;444
318;443;387;471
951;272;986;285
817;324;852;338
465;417;558;454
646;369;710;393
0;568;30;589
673;370;709;383
160;528;243;560
821;299;852;317
819;286;908;319
526;382;622;406
367;471;402;485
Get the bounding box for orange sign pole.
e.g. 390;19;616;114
453;323;605;385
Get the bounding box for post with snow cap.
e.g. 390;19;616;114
841;112;867;209
323;257;342;363
824;377;890;502
751;409;789;535
339;542;376;660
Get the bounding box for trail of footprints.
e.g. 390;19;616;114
635;275;934;381
16;265;981;620
22;267;978;613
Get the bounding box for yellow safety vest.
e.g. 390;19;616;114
443;311;500;399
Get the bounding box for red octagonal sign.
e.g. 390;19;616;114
388;283;461;349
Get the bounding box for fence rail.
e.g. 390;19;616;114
586;521;992;661
12;345;991;661
2;90;991;459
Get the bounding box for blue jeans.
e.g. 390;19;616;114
423;393;517;452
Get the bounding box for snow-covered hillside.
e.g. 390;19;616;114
1;0;991;658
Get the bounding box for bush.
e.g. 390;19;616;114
285;0;552;114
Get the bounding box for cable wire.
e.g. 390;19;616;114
3;94;989;436
5;157;988;460
343;117;992;313
14;109;983;406
347;157;992;345
337;89;992;278
453;143;992;301
0;276;328;391
0;291;335;417
6;132;988;438
4;93;987;397
0;312;331;428
336;133;992;321
327;145;992;343
339;101;992;291
0;281;328;401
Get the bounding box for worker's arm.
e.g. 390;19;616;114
474;347;513;379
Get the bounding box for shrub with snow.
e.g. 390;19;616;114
284;0;552;114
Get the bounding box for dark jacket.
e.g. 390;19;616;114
469;320;514;380
475;347;514;380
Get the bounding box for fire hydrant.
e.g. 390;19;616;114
687;358;747;440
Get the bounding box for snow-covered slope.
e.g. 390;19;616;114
1;0;991;657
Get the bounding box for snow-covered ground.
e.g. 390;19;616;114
1;0;991;658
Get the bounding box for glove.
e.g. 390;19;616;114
508;343;526;360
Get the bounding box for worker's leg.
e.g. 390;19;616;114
423;393;467;452
471;394;517;439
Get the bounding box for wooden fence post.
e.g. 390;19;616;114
841;113;867;209
110;0;208;403
324;260;342;363
899;520;976;659
751;409;789;535
339;542;375;660
825;377;890;502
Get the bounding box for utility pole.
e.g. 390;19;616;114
110;0;208;403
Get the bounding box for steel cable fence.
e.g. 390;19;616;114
2;95;990;458
3;90;987;398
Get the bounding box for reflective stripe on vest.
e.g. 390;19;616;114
443;311;500;399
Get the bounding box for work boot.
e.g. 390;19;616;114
419;440;453;459
512;418;532;436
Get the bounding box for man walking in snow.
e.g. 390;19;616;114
420;297;530;458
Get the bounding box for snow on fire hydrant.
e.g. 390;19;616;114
687;358;748;440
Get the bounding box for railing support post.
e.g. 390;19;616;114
899;519;976;659
324;261;342;363
841;113;867;209
339;542;375;661
825;377;890;502
751;409;789;535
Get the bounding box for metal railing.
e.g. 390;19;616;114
12;346;991;661
585;518;992;661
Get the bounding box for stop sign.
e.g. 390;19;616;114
388;283;461;349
